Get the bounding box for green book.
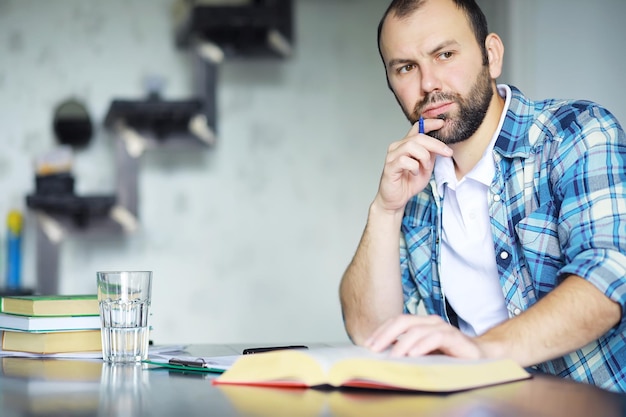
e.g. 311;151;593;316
0;295;99;317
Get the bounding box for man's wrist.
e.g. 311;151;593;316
369;198;405;222
474;333;510;361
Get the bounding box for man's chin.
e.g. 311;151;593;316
430;124;462;145
429;120;448;138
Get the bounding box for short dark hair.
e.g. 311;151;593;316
377;0;490;65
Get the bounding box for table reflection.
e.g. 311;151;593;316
0;357;101;415
1;353;626;417
216;374;626;417
98;363;149;417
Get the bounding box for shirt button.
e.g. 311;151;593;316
493;194;501;202
500;251;509;260
513;308;522;316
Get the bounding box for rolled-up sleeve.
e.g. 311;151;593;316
554;105;626;332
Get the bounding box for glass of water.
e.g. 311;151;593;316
97;271;152;363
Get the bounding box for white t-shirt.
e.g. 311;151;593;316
433;85;512;336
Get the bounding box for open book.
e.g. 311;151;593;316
213;346;530;392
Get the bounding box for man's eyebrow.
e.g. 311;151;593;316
386;58;414;69
427;39;460;55
386;40;461;69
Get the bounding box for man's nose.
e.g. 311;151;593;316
420;64;442;94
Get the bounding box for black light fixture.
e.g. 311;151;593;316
176;0;294;59
52;99;93;149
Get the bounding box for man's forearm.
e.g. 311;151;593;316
476;275;622;367
340;203;405;344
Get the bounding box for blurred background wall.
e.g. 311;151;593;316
0;0;624;345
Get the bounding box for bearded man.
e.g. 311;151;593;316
339;0;626;391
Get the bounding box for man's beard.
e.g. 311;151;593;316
402;65;494;145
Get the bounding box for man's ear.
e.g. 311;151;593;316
485;33;504;79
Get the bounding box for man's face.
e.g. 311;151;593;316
380;0;495;145
409;64;493;144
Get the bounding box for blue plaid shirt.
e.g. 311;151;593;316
399;85;626;391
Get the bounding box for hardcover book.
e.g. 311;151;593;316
213;346;531;392
0;294;99;317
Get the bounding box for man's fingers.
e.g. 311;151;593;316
364;314;479;359
392;326;482;359
387;145;432;173
391;330;443;357
408;119;421;136
409;117;445;136
388;118;450;155
397;316;451;354
364;317;405;351
388;135;453;160
422;117;445;134
387;138;451;171
394;155;421;176
365;315;445;352
421;137;453;158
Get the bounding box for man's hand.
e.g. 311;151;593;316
360;277;622;367
363;314;485;359
339;117;450;344
374;118;450;214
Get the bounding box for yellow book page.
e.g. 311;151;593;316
217;346;379;386
2;295;98;316
329;356;530;391
217;346;529;392
2;330;101;354
216;349;327;386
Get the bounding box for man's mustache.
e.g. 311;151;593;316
414;92;458;115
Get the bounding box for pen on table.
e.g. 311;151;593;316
418;116;425;134
242;345;308;355
169;358;209;368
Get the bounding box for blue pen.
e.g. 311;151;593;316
418;116;424;134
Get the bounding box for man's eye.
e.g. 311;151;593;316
439;52;453;60
398;64;415;74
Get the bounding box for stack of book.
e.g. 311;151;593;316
0;295;102;354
